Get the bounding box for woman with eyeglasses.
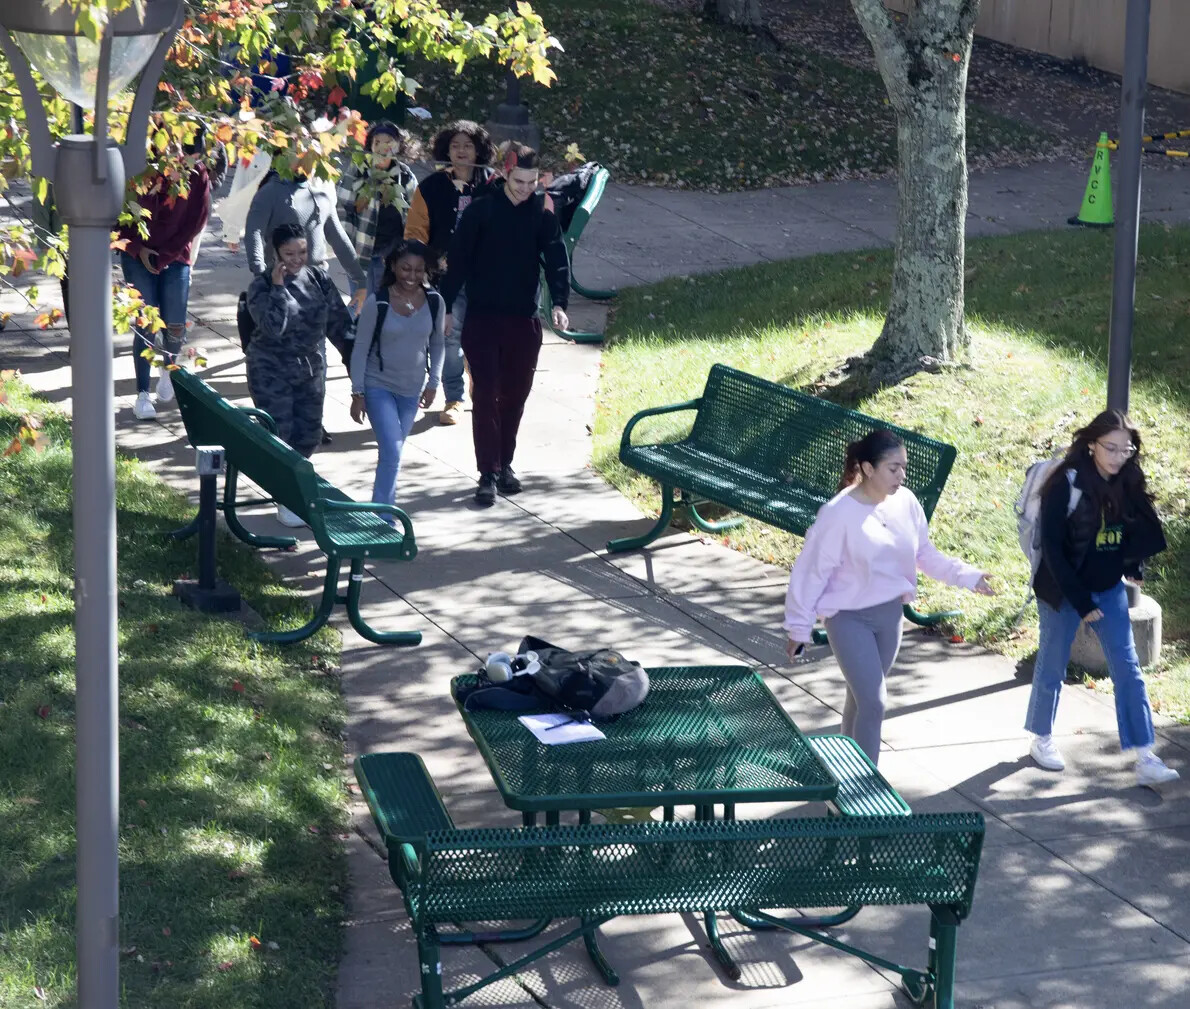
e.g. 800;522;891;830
1026;410;1178;786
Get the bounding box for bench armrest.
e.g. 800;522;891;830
620;398;702;455
236;405;278;434
395;841;422;889
312;499;418;559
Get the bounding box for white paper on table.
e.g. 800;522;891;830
518;713;606;745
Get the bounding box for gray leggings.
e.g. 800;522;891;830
823;598;904;764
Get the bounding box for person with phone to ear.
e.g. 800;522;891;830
783;429;994;764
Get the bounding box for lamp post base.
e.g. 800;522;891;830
173;578;242;614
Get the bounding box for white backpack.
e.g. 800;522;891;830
1015;458;1081;578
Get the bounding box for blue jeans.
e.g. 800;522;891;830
365;387;420;522
1025;580;1154;750
120;252;190;393
441;288;467;403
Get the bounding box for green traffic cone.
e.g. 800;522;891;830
1069;132;1114;228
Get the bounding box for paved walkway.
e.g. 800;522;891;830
3;160;1190;1008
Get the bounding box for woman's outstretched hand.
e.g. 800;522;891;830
973;574;995;596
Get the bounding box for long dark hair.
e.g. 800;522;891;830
1043;409;1153;521
838;429;904;492
378;239;431;290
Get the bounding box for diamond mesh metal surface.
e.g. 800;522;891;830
406;812;984;924
808;735;912;817
355;753;455;846
621;364;957;533
455;666;838;811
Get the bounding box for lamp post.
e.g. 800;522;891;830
0;3;182;1006
1107;0;1151;413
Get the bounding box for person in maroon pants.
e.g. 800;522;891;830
440;144;570;507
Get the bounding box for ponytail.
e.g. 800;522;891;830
837;429;904;492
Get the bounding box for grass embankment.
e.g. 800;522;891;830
0;375;347;1008
593;224;1190;720
412;0;1047;189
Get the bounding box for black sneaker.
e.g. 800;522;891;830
497;466;523;495
475;472;499;507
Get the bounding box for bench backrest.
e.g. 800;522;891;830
401;812;983;925
172;368;320;515
690;364;956;523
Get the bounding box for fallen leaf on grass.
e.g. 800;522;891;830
33;986;46;1001
37;705;51;719
231;680;246;693
217;960;234;971
249;936;263;952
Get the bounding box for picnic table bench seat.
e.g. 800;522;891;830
607;363;961;630
809;734;912;818
171;368;421;647
355;750;984;1009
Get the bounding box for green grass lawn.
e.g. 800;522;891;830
593;223;1190;721
0;376;347;1008
411;0;1047;189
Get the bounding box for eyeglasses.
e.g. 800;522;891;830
1095;441;1137;458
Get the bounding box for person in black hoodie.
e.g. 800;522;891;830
1025;410;1178;787
439;143;569;507
405;120;497;426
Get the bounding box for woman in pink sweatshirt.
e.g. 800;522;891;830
783;429;994;762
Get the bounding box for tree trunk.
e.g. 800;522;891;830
704;0;764;29
848;0;981;385
867;79;969;374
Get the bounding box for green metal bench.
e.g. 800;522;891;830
355;751;984;1009
171;368;421;647
541;165;615;344
607;363;960;630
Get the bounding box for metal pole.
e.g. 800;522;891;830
56;137;126;1009
1106;0;1151;413
198;474;217;590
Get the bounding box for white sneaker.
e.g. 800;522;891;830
275;504;306;528
1136;751;1180;788
1029;734;1066;771
155;367;175;404
133;391;156;421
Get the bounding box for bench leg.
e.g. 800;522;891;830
606;484;675;553
168;513;201;541
902;602;961;629
571;276;618;302
223;465;298;550
345;558;422;647
682;497;746;536
924;906;959;1009
248;557;339;645
415;930;445;1009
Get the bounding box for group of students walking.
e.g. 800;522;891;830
124;118;570;520
784;413;1179;788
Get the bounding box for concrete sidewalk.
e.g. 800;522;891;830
3;159;1190;1008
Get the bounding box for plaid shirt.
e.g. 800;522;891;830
336;158;417;269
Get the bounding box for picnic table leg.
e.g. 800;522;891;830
344;558;422;646
703;911;743;981
571;276;618;302
439;919;552;945
248;558;339;644
167;514;200;541
606;484;675;552
582;917;619;985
